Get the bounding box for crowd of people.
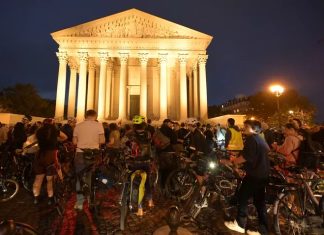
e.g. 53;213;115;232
0;112;324;234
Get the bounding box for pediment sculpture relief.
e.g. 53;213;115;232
67;15;197;39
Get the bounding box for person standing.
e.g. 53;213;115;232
205;123;215;151
223;120;270;235
272;123;301;166
158;119;177;191
73;110;105;209
61;117;77;142
146;119;155;137
106;123;121;161
225;118;244;153
33;118;67;205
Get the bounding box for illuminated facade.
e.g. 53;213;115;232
51;9;213;121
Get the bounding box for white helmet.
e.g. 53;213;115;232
186;118;198;126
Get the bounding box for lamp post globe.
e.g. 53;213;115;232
269;84;285;127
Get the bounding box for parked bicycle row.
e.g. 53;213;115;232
1;112;324;235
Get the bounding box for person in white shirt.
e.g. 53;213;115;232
73;109;105;209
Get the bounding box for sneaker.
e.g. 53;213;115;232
47;197;55;206
148;199;154;208
33;196;40;205
224;220;245;233
246;230;261;235
136;208;144;217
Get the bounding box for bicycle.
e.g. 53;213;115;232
0;160;19;202
272;166;324;235
0;146;36;193
0;220;39;235
119;153;157;231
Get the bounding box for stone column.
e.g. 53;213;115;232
98;52;109;120
67;61;78;118
118;53;129;120
193;63;199;117
105;61;113;119
159;53;168;120
76;52;88;121
94;65;100;112
55;51;68;119
198;55;208;120
179;54;188;121
139;53;149;118
188;72;193;117
86;61;96;110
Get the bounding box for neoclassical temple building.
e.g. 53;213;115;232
51;9;213;121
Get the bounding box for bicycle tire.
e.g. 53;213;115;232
120;188;128;231
165;169;196;200
13;221;39;235
0;220;39;235
0;179;19;202
273;191;308;235
22;163;34;192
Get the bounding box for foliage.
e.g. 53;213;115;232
248;89;316;125
208;89;316;126
0;84;55;117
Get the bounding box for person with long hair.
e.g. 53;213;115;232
32;118;67;205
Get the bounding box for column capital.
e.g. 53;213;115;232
119;53;129;65
56;51;68;64
158;53;168;63
107;61;113;70
88;60;96;70
98;52;109;63
178;54;188;65
192;63;198;71
198;54;208;65
68;60;78;70
78;52;88;63
138;53;149;64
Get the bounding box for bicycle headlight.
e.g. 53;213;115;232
209;161;217;169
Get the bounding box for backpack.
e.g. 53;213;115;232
130;130;152;161
297;133;324;170
152;128;170;150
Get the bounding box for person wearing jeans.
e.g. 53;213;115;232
73;110;105;209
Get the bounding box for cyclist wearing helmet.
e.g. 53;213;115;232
127;115;154;216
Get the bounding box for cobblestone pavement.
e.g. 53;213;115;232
0;186;270;235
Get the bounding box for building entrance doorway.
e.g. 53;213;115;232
129;95;140;120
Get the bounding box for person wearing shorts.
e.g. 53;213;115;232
33;118;67;205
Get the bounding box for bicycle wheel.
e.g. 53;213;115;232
273;190;308;235
165;169;196;200
0;179;19;202
120;186;129;231
0;220;38;235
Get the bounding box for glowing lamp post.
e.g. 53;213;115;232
270;84;285;127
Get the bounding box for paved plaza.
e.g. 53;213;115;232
0;186;254;235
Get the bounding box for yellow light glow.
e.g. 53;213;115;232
269;84;285;96
288;110;294;114
250;117;255;120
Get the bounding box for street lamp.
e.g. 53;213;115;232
269;84;285;127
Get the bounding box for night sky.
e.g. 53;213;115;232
1;0;323;121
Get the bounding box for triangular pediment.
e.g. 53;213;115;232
51;8;212;40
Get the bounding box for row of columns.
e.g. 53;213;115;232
54;51;208;121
